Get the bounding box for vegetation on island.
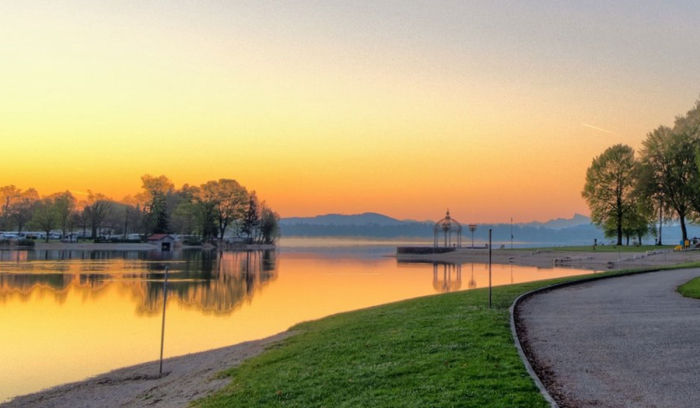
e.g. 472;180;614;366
0;175;279;244
583;99;700;246
193;263;700;408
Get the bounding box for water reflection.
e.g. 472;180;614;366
0;249;278;315
0;245;595;403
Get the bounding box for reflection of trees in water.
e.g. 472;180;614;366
134;250;278;315
0;249;278;314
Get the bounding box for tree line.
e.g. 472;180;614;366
583;99;700;246
0;175;280;244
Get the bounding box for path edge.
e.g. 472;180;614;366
509;266;684;408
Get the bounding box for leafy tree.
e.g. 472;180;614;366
259;204;280;244
640;125;699;242
172;201;197;235
199;179;249;240
51;191;76;239
241;191;260;241
0;185;21;231
582;144;639;245
12;188;39;234
636;163;672;245
138;174;174;234
30;197;58;242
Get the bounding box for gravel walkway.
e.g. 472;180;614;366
519;268;700;408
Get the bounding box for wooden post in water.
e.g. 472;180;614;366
488;229;492;309
159;266;169;376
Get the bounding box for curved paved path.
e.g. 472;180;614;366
520;269;700;408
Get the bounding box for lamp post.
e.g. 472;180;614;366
468;224;477;249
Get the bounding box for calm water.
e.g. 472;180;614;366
0;240;594;402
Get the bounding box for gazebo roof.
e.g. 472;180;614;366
433;209;462;233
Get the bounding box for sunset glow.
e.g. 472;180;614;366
2;1;699;222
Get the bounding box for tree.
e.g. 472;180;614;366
12;188;39;234
85;191;113;239
30;197;58;242
259;204;280;244
582;144;639;245
241;191;260;241
51;191;76;239
199;179;249;240
138;175;174;234
640;125;699;242
0;185;21;231
636;163;672;245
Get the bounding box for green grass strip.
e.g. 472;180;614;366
677;276;700;299
193;261;700;408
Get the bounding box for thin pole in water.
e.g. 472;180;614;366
488;229;492;309
159;266;169;376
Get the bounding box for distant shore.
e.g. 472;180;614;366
395;246;700;270
0;242;276;251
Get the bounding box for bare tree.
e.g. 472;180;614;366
85;191;113;239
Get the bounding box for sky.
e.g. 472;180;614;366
1;1;699;222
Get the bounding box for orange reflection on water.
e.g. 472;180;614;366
0;249;593;402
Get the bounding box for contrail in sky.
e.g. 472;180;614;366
581;123;618;135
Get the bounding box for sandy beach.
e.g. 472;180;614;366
396;247;700;271
1;331;293;408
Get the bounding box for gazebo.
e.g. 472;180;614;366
433;209;462;248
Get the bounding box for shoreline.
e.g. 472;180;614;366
1;331;294;408
0;242;276;251
5;248;700;406
395;247;700;270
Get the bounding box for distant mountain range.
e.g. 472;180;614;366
279;212;700;246
281;212;407;227
282;212;593;229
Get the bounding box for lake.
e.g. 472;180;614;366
0;239;595;402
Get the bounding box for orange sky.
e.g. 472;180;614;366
2;2;699;222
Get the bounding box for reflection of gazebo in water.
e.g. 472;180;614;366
432;263;462;293
433;209;463;248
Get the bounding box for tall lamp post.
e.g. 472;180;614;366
468;224;477;249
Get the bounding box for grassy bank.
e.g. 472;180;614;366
194;262;700;408
677;276;700;299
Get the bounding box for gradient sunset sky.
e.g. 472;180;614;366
2;1;699;222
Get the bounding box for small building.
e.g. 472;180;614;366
147;234;177;251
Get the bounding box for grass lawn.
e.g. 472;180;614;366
677;276;700;299
193;262;700;408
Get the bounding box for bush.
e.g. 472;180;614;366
17;239;35;247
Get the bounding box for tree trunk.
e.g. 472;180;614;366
680;215;688;243
625;234;630;246
616;211;623;245
657;200;663;245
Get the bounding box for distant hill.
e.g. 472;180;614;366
522;213;591;230
278;212;697;246
281;212;407;227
